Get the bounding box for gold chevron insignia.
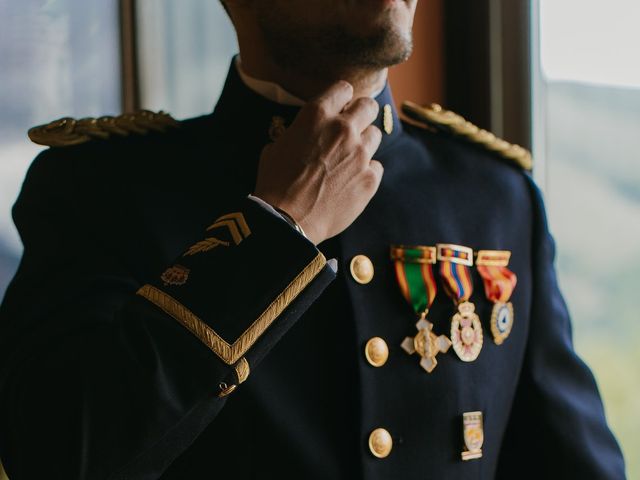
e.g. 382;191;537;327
401;101;533;171
28;110;179;147
184;212;251;256
207;212;251;245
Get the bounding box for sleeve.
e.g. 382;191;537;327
0;150;336;480
496;177;626;479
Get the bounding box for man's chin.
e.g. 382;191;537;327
354;26;413;69
259;8;412;75
351;32;412;69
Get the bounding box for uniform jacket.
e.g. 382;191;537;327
0;61;626;479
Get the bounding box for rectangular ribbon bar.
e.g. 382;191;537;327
437;244;473;267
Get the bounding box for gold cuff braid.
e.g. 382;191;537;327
137;252;327;365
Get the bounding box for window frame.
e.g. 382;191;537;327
443;0;532;154
530;0;548;190
119;0;141;112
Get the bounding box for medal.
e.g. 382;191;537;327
391;245;451;373
476;250;517;345
461;411;484;461
438;244;483;362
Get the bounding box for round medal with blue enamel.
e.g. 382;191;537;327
490;302;514;345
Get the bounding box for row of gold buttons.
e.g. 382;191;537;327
350;255;393;459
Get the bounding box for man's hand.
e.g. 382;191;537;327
254;81;384;245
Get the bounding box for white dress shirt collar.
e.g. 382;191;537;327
235;57;385;106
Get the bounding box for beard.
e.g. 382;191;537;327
255;7;413;78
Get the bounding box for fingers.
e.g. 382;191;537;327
369;159;384;177
366;159;384;193
362;160;384;198
361;125;383;158
342;97;380;133
308;81;354;117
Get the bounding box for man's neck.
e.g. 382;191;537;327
238;48;388;101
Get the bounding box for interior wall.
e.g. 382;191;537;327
388;0;444;109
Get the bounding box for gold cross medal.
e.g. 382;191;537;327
438;244;483;362
391;245;451;373
476;250;518;345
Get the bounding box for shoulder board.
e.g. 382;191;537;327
28;110;179;148
401;101;532;171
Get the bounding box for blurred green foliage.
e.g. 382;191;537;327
547;81;640;478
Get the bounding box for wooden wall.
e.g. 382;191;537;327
389;0;444;109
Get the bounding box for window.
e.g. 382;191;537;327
0;0;121;299
532;1;639;475
0;1;236;299
137;0;237;118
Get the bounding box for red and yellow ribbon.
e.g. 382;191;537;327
476;250;517;303
476;250;517;345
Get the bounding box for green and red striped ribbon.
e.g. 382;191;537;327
390;246;437;317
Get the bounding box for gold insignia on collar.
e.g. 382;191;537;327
269;116;287;141
28;110;178;147
401;101;533;171
383;104;393;135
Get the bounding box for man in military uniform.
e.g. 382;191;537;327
0;0;626;478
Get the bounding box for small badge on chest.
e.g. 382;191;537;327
462;411;484;461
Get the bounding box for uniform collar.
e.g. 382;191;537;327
212;58;403;157
235;57;306;107
235;56;387;108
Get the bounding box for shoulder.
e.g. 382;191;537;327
398;101;538;222
27;110;218;150
25;110;216;173
20;111;218;205
28;110;182;148
400;101;533;173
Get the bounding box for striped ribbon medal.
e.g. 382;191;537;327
391;245;452;373
437;244;483;362
476;250;517;345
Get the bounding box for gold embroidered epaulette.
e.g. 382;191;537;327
401;101;533;171
28;110;179;147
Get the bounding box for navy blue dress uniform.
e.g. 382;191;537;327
0;60;626;479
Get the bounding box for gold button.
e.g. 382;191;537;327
350;255;374;284
369;428;393;458
365;337;389;367
218;382;237;398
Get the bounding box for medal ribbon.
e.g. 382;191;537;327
391;246;437;316
476;251;517;303
437;244;474;304
440;262;474;303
